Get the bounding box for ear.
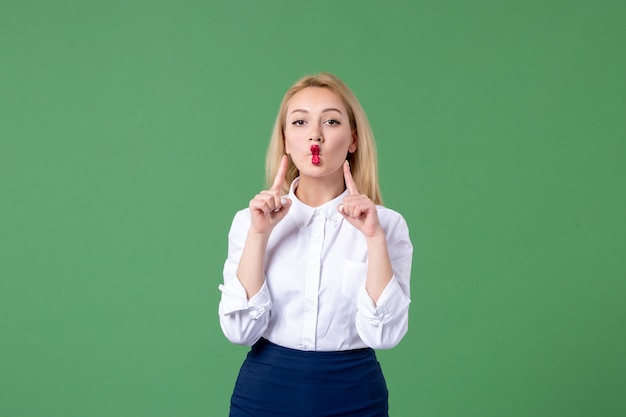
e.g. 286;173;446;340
348;130;358;153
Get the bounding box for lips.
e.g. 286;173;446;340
310;145;320;165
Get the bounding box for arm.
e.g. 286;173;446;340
218;211;273;345
338;161;412;348
237;155;291;297
218;156;292;345
355;214;412;349
363;231;393;304
338;161;393;305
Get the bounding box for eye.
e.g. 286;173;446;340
325;119;341;126
291;119;306;126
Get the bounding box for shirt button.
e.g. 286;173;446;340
304;337;312;344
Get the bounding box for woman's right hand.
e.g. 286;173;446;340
248;155;292;234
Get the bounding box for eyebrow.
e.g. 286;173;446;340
289;108;344;116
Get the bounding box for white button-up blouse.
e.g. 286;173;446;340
219;178;412;351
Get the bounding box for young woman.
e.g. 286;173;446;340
219;73;412;417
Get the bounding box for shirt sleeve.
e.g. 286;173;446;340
218;209;272;346
355;210;413;349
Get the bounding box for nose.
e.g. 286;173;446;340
308;131;323;142
308;124;323;142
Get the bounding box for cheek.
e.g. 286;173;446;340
327;130;355;151
284;130;307;154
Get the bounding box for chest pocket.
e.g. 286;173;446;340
340;260;367;299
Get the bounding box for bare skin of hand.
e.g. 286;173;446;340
338;161;384;238
249;155;292;235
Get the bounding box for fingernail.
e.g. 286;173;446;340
281;198;287;205
339;204;344;213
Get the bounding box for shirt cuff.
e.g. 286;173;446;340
218;279;272;319
357;276;410;327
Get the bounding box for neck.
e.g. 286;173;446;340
295;174;345;207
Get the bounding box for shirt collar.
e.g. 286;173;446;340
288;177;347;229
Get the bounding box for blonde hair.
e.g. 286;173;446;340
265;72;383;204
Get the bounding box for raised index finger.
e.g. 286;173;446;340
343;160;360;195
271;155;289;191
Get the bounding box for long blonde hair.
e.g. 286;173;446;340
265;73;383;204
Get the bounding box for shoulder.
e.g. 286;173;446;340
376;205;409;228
376;205;411;241
232;207;251;222
227;208;251;239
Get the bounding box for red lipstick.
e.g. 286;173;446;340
311;145;320;165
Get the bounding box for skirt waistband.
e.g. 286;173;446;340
253;338;373;356
250;338;375;369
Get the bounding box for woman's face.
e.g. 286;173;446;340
284;87;357;181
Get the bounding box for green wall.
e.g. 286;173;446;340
1;1;624;416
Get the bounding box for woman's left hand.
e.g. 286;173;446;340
338;161;384;238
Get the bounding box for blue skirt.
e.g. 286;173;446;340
229;338;388;417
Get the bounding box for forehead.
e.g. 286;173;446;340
287;87;346;113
